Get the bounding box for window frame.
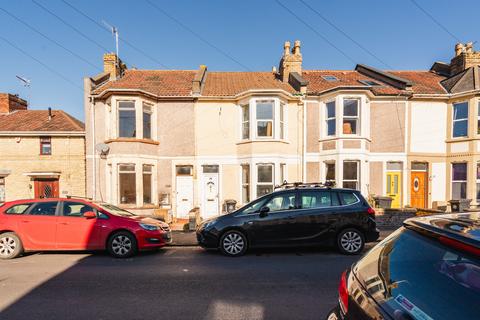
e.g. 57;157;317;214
476;162;480;202
142;164;153;205
325;161;336;183
241;164;250;204
256;164;274;197
255;100;275;139
40;136;52;155
342;160;360;190
279;102;286;140
325;100;336;136
452;162;467;200
61;201;96;218
118;163;136;205
342;98;360;135
0;176;5;203
142;102;153;140
452;101;469;138
241;104;250;140
118;101;136;138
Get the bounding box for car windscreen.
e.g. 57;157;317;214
353;228;480;320
98;203;136;217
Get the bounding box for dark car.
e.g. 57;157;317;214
196;183;379;257
326;213;480;320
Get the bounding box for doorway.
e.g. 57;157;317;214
201;165;219;219
386;162;402;208
34;179;59;198
411;162;428;208
175;165;193;219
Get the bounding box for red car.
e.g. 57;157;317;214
0;197;171;259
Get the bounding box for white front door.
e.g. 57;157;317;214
176;175;193;218
202;173;219;218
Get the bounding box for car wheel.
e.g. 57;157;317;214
219;230;247;257
337;228;365;255
0;232;24;259
108;231;138;258
325;306;340;320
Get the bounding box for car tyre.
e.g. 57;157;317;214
0;232;24;259
337;228;365;255
325;306;340;320
107;231;138;258
219;230;247;257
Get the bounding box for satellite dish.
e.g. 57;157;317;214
95;143;110;154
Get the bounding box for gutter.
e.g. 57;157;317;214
0;131;85;136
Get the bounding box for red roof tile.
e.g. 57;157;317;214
388;71;447;94
93;70;196;97
202;72;297;96
0;110;84;132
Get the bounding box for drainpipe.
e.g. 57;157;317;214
91;96;96;201
301;95;306;182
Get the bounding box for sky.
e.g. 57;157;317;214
0;0;479;121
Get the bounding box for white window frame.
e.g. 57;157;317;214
280;102;286;140
241;104;250;140
325;100;336;136
118;100;137;138
142;102;153;140
142;164;153;205
325;161;336;183
241;164;250;204
256;100;275;139
342;160;360;190
342;98;360;135
452;101;468;138
0;176;5;203
118;163;136;204
256;164;274;197
476;162;480;202
239;98;287;142
477;101;480;135
280;163;287;184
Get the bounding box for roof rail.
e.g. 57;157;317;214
66;195;93;200
274;181;336;190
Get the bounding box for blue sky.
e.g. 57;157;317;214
0;0;478;120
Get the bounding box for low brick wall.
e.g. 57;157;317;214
375;208;417;229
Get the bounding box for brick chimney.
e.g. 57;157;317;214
450;42;480;75
103;53;127;80
0;93;28;114
279;40;303;82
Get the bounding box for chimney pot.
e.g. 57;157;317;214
48;107;52;121
284;41;291;56
293;40;301;55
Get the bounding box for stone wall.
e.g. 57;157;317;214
375;208;417;229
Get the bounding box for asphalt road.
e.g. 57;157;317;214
0;245;372;320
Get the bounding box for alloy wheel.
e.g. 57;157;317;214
222;233;245;255
111;235;132;256
340;231;362;253
0;236;16;257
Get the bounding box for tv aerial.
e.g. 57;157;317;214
16;75;31;88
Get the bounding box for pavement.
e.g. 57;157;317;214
0;232;393;320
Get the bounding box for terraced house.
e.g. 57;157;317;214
84;41;480;218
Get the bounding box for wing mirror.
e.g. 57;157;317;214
83;211;96;219
259;206;270;218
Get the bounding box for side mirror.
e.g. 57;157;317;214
83;211;96;219
259;206;270;218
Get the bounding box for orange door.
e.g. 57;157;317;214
34;179;59;198
410;171;427;208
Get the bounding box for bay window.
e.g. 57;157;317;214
477;101;480;134
242;104;250;139
143;103;152;139
257;164;274;196
0;177;5;203
343;99;359;135
477;163;480;202
452;102;468;138
343;161;359;190
119;164;136;204
241;164;250;203
326;101;336;136
256;100;274;138
118;101;136;138
143;165;153;204
452;163;467;199
325;162;335;182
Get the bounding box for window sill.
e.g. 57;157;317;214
319;136;371;142
105;138;160;145
446;137;474;143
236;139;290;145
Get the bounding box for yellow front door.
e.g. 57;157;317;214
386;172;402;208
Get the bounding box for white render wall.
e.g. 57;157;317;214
431;162;447;203
410;101;447;153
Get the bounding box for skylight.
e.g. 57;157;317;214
322;75;338;82
359;80;381;86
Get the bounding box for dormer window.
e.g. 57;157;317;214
322;75;338;82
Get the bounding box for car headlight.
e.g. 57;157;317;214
139;223;159;231
203;219;217;229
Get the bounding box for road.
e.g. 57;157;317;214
0;245;371;320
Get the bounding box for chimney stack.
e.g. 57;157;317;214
103;53;127;80
278;40;303;82
450;42;480;75
0;93;28;114
48;107;52;121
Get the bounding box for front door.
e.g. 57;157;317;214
411;171;427;208
56;201;103;250
202;165;219;218
34;179;59;198
386;172;401;208
176;175;194;219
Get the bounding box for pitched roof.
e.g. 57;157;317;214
0;110;84;132
388;71;447;94
201;72;297;96
93;70;197;97
302;70;403;95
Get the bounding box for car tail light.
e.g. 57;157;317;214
367;207;375;216
439;236;480;257
338;270;349;314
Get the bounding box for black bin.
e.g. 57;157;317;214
448;199;472;212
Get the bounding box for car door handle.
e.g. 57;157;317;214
21;220;30;223
60;222;69;225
